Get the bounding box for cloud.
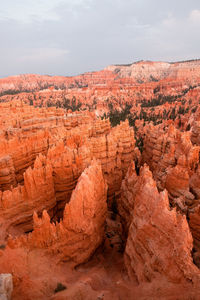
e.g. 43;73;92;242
19;48;69;62
189;9;200;25
0;0;61;23
0;0;200;77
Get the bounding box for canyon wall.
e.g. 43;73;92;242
121;164;200;284
7;160;107;266
0;101;135;240
0;60;200;299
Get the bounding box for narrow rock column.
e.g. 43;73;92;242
0;274;13;300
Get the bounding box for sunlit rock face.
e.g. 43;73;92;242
0;60;200;299
123;164;200;284
0;101;135;240
142;124;200;211
7;160;107;266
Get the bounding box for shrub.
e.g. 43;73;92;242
54;283;67;293
191;106;197;113
186;124;191;131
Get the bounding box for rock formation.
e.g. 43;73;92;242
123;164;200;284
118;161;138;236
7;160;107;266
0;101;135;240
1;60;200;128
141;122;200;263
142;123;200;210
0;154;55;240
0;60;200;299
0;274;13;300
106;60;200;84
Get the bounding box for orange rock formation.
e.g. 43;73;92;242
123;164;200;284
1;60;200;299
7;160;107;266
0;101;135;241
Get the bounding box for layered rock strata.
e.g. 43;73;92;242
0;101;135;238
142;123;200;211
118;161;138;236
0;101;95;189
123;164;200;283
0;154;55;240
106;60;200;85
141;123;200;258
7;160;107;266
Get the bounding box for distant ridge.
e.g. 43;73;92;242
111;58;200;67
168;58;200;64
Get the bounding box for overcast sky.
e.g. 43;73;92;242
0;0;200;77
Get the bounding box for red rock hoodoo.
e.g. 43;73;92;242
123;164;199;284
7;160;107;266
1;60;200;299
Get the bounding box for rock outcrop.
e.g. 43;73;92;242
141;124;200;260
106;60;200;84
188;205;200;267
142;124;200;211
1;60;200;126
0;101;135;239
0;274;13;300
118;161;138;236
1;60;200;299
0;154;55;240
123;164;200;283
7;160;107;266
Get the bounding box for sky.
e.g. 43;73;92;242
0;0;200;77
